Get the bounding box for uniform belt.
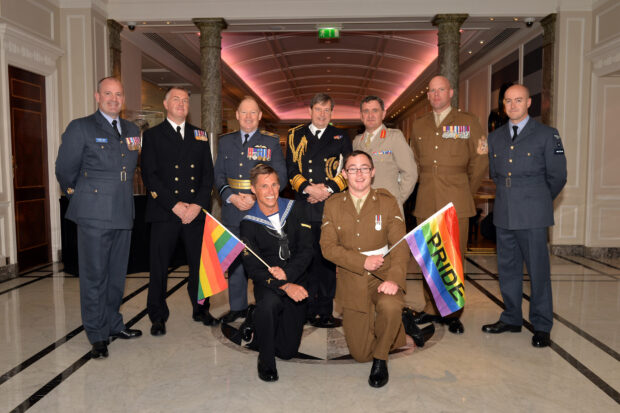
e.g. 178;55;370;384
502;176;547;188
227;178;251;190
81;169;129;182
420;165;466;175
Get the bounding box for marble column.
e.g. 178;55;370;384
541;14;556;126
432;14;468;108
107;19;123;79
193;18;227;157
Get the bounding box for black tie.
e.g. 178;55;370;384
512;125;518;141
176;125;183;140
243;133;250;146
111;119;121;140
315;130;321;139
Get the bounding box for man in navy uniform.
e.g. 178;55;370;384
286;93;352;327
215;96;287;323
141;87;216;336
240;164;313;382
56;77;142;359
482;84;567;348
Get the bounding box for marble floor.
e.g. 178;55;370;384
1;254;619;413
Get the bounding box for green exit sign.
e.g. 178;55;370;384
318;28;340;39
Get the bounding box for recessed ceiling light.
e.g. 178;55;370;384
489;17;495;21
142;22;147;25
166;21;171;25
468;50;473;54
480;40;484;44
326;56;331;60
327;69;331;72
513;17;519;21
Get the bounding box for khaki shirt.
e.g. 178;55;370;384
353;125;418;210
410;109;488;219
320;188;410;313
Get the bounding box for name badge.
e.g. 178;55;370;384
442;125;470;139
95;138;108;143
194;129;208;141
125;136;141;151
375;214;382;231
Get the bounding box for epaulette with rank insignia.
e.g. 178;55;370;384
288;124;304;132
260;129;280;139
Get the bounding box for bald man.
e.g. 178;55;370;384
482;84;566;348
409;75;488;334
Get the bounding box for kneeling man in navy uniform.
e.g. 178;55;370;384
240;164;313;382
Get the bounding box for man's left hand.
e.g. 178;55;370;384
377;280;399;295
477;136;488;155
182;203;202;224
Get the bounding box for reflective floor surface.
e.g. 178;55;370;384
1;253;619;412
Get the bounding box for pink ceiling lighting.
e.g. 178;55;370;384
221;31;439;121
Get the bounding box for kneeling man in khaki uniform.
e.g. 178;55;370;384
320;150;423;388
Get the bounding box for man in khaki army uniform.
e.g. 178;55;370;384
353;96;417;214
410;75;489;334
320;150;425;388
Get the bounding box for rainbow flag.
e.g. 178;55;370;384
405;203;465;317
198;212;246;304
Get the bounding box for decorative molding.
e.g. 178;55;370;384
0;24;64;76
557;205;578;239
587;37;620;77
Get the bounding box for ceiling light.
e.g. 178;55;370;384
480;40;484;44
166;21;171;25
326;56;331;60
489;17;495;21
468;50;473;54
142;22;147;25
513;17;519;21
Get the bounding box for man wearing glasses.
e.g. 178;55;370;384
320;150;425;388
286;93;352;328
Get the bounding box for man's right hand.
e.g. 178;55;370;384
305;184;330;204
172;201;190;220
364;255;384;272
230;193;255;211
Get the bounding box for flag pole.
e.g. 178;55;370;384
202;209;271;270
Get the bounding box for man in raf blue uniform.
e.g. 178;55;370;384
286;93;352;327
141;87;216;336
56;77;142;359
214;96;287;323
482;84;567;348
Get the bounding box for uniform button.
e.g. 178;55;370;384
191;176;195;180
175;165;179;169
494;154;497;158
174;177;179;181
510;146;514;150
508;172;512;176
239;175;242;178
527;153;531;156
94;189;98;193
433;160;437;164
190;189;195;193
434;145;438;150
509;159;513;163
435;132;439;136
309;169;313;173
358;247;361;251
122;166;126;170
418;137;422;140
241;152;244;155
121;153;125;157
356;219;360;222
356;233;360;237
239;163;243;167
190;164;195;168
309;160;313;164
309;178;313;183
325;177;328;180
100;145;104;149
174;190;179;194
323;158;327;161
337;226;341;230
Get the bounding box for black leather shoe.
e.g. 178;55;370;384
238;305;256;341
482;320;522;334
150;321;166;336
90;341;108;359
257;358;278;382
412;311;441;324
110;328;142;339
221;308;248;324
402;308;427;347
442;317;465;334
532;331;551;348
368;358;388;388
311;315;342;328
193;311;220;326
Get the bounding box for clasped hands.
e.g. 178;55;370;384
363;254;399;296
270;266;308;302
230;192;256;211
172;202;202;224
305;183;331;204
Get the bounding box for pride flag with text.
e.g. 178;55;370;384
198;212;245;304
405;203;465;317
